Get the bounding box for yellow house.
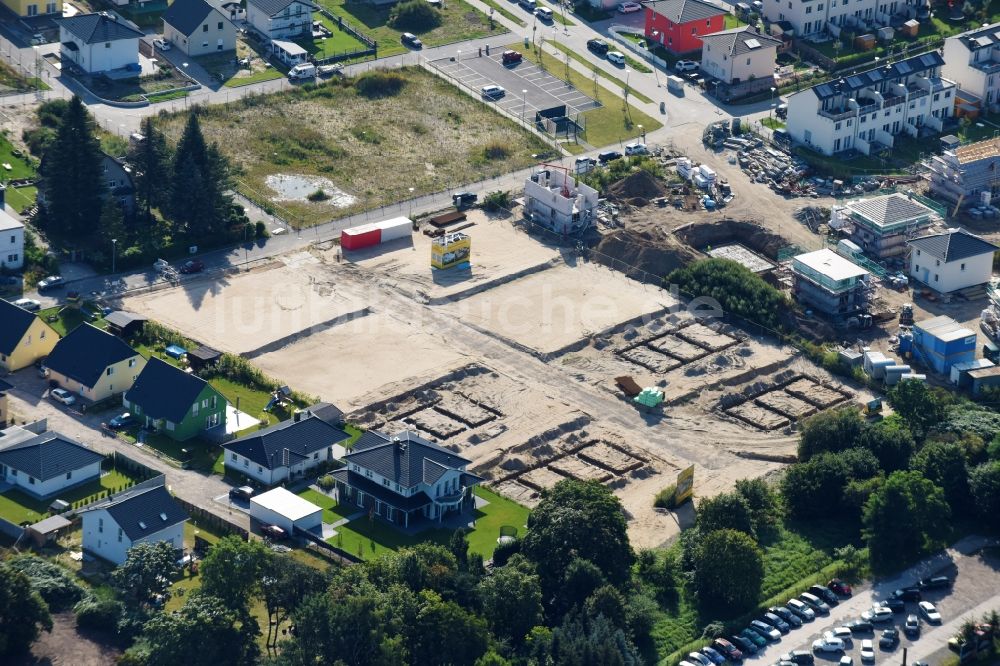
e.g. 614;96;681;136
0;298;59;372
2;0;62;18
0;379;11;425
44;323;145;404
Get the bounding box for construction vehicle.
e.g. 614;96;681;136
899;303;914;327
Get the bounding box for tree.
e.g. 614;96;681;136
734;477;781;532
888;381;948;438
693;529;764;616
406;590;489;666
112;541;180;607
859;416;915;472
479;558;543;644
969;461;1000;530
260;556;327;648
198;536;270;613
911;441;971;513
798;407;864;460
863;470;951;572
137;594;259;666
128;117;171;223
387;0;442;30
168;114;233;237
0;563;52;656
696;491;755;537
781;448;881;520
537;612;641;666
39;95;106;237
521;480;633;602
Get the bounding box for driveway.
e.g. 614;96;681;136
742;537;1000;665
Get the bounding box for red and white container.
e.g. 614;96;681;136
341;223;381;250
377;216;412;242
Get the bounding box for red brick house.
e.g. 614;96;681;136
644;0;727;55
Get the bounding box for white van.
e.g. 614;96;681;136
535;6;553;20
607;51;626;66
624;142;647;155
288;63;316;80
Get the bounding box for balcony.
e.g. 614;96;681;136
972;59;1000;75
882;95;906;108
907;87;928;101
820;107;857;122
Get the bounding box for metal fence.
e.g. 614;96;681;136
313;8;378;65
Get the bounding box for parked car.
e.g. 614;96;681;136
574;156;597;173
739;628;767;648
881;598;906;613
29;33;45;45
786;598;815;621
598;150;622;163
729;635;757;655
711;638;742;661
108;412;135;430
918;600;942;623
861;606;894;623
12;298;41;311
776;102;788;119
749;620;781;642
261;524;287;540
229;485;254;501
828;579;853;596
153;38;171;50
501;49;523;65
891;587;922;602
587;38;609;55
839;657;853;666
700;646;726;665
809;584;840;607
401;32;422;48
535;6;553;20
37;275;64;291
518;0;536;10
675;60;699;72
624;141;647;155
859;639;875;662
918;575;951;590
50;388;76;406
180;259;205;274
617;1;642;12
812;637;844;653
607;51;626;65
762;612;790;633
481;84;506;99
768;606;802;627
686;651;712;666
799;592;830;614
904;614;921;638
780;650;814;665
453;192;478;208
846;620;874;634
879;628;899;649
826;627;852;645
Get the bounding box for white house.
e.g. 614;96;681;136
759;0;926;38
249;487;322;534
907;229;998;293
785;52;954;156
59;12;143;74
524;167;598;235
222;409;350;485
0;428;103;498
80;477;188;565
163;0;237;57
699;26;781;89
0;206;24;270
942;22;1000;112
246;0;314;42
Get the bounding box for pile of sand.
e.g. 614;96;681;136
608;170;668;205
593;229;701;279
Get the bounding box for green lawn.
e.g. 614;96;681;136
512;43;662;148
539;0;574;26
315;0;502;58
327;487;530;561
479;0;525;27
761;117;785;130
299;14;369;59
222;67;284;88
0;469;140;525
298;488;359;523
0;133;37;180
145;89;189;103
37;304;106;337
6;185;37;213
723;13;743;29
544;39;653;104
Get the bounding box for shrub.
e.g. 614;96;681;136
8;556;85;611
354;71;407;99
483;190;511;212
667;258;789;331
653;484;677;509
307;189;330;202
255;221;268;239
480;140;511;161
74;596;124;631
387;0;441;31
318;474;336;490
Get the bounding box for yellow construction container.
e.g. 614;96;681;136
431;232;471;270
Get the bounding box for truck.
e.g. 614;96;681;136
667;75;685;95
288;63;316;80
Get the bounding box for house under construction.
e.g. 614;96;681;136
925;136;1000;209
791;248;873;317
830;192;938;260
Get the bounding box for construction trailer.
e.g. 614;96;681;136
830;192;938;260
911;315;978;374
791;248;872;317
925;136;1000;210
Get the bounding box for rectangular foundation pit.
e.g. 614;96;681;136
755;391;818;420
675;322;739;351
434;393;498;428
493;480;539;506
783;378;851;408
618;346;682;374
406;408;466;439
647;335;707;362
578;442;645;474
549;456;613;483
519;466;568;491
726;402;790;430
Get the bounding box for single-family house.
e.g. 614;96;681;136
643;0;727;55
223;410;350;484
246;0;314;42
59;12;144;74
908;229;998;293
1;0;60;18
0;430;104;499
785;52;954;157
123;358;227;441
0;298;59;373
45;323;145;404
0;379;11;425
163;0;237;56
101;154;136;216
759;0;926;39
0;207;24;271
81;476;188;565
698;26;782;99
791;248;870;316
333;430;482;528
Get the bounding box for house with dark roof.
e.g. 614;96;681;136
0;429;104;498
223;410;350;484
101;154;136;216
163;0;237;57
643;0;727;55
333;430;481;528
45;323;145;404
124;358;227;441
837;192;938;260
103;310;147;339
699;26;782;98
0;298;59;373
908;229;999;293
246;0;314;42
59;12;143;74
80;476;188;565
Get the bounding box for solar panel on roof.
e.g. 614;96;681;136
896;61;911;74
977;35;993;46
847;76;863;87
816;84;832;96
745;38;761;49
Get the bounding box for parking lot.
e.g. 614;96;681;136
430;50;600;121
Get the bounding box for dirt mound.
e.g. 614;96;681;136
675;219;788;259
593;229;701;279
608;170;668;204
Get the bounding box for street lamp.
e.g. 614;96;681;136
769;86;777;121
650;31;661;87
408;187;415;219
623;67;631;101
521;89;527;124
111;238;117;274
638;124;644;144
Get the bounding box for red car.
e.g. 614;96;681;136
501;50;522;65
828;578;853;596
180;259;205;274
711;638;742;662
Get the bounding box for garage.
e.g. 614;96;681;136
249;488;322;535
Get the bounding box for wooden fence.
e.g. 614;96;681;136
172;496;250;541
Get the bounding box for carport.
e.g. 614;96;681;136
249;487;322;535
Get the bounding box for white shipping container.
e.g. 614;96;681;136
343;222;380;235
377;216;413;242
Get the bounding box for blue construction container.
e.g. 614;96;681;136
912;316;977;375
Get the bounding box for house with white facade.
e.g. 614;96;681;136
222;409;350;485
785;52;955;156
0;428;104;499
163;0;237;57
908;228;998;293
699;26;782;99
759;0;925;38
246;0;314;42
59;12;143;74
0;206;24;271
333;430;482;528
942;22;1000;112
524;167;598;235
80;476;188;565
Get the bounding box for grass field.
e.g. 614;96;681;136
301;14;369;59
145;89;189;103
158;67;551;227
37;304;106;336
298;488;359;523
6;185;37;213
544;39;652;104
315;0;502;58
479;0;526;26
0;470;140;525
0;133;37;180
511;44;662;147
